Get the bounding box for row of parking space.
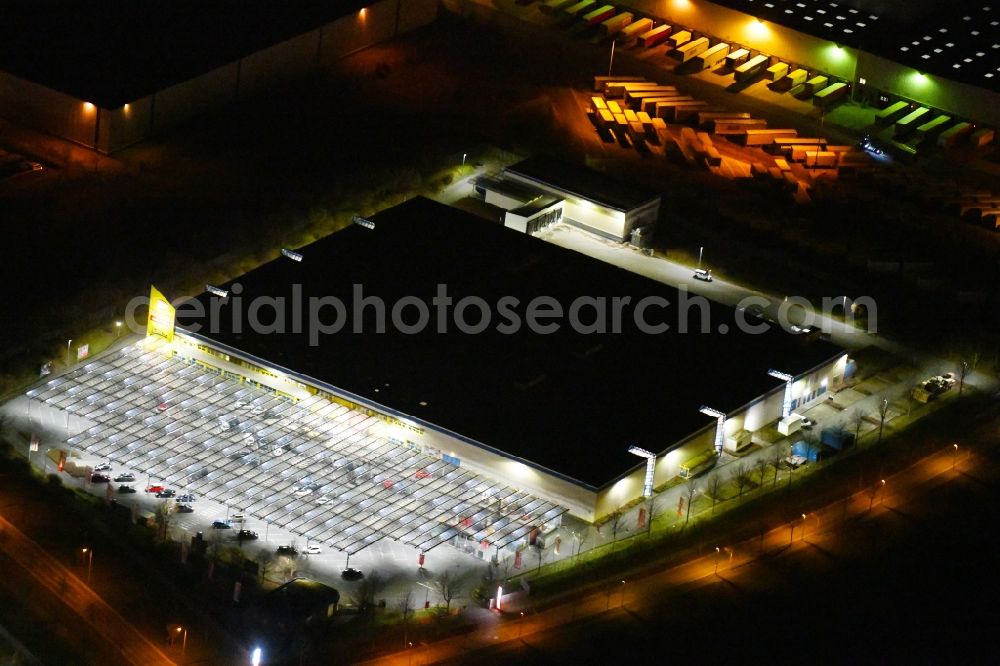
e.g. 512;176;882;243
28;345;565;555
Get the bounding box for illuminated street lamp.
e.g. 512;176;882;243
714;546;721;575
251;646;263;666
66;339;73;365
767;369;794;419
81;547;93;583
627;445;657;498
115;320;123;339
952;443;959;471
699;406;726;455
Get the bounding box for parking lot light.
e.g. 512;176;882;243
251;646;262;666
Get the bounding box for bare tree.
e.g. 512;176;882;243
753;458;769;493
433;570;462;612
850;408;866;445
398;590;414;648
769;447;784;487
704;473;724;515
532;540;544;573
683;482;699;528
256;549;275;584
645;496;660;537
352;570;384;621
733;462;753;501
607;510;624;553
876;398;890;446
153;500;172;541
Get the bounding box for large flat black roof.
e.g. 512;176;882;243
0;0;372;108
505;155;661;213
178;197;843;489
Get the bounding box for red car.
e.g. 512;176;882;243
145;485;165;494
157;402;169;412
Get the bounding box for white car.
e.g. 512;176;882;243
315;495;331;505
234;400;249;409
93;462;112;472
693;269;713;282
303;544;322;555
293;488;313;497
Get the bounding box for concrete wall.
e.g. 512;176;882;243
623;0;860;81
98;97;153;153
0;72;96;147
856;52;1000;127
321;1;399;63
240;29;322;98
152;62;240;132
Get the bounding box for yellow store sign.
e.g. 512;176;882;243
147;285;175;342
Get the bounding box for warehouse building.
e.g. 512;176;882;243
0;0;438;152
476;155;661;243
159;197;845;522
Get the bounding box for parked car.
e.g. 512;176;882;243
341;567;364;581
237;529;259;541
176;504;194;514
114;473;135;483
157;402;170;412
800;417;817;430
212;520;232;529
145;485;165;494
90;473;110;483
276;545;298;557
117;484;136;494
231;513;245;522
315;495;331;505
303;544;322;555
176;494;196;503
156;489;176;498
93;462;112;472
293;488;313;497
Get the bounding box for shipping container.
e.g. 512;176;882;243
894;107;931;137
970;127;995;147
785;68;809;87
768;137;827;155
638;24;672;47
624;109;639;123
812;82;849;108
628;121;646;143
601;12;634;35
725;48;750;68
765;62;789;81
674;104;709;123
937;121;973;148
801;74;828;95
693;42;730;70
582;4;616;26
637;111;653;126
697;111;752;127
734;54;769;82
820;428;855;451
713;118;768;134
541;0;577;14
804;151;838;168
625;87;679;106
668;30;691;48
593;75;645;91
640;95;692;114
671;36;710;62
590;96;608;113
620;17;653;39
741;128;798;146
597;108;615;128
605;81;665;97
874;100;910;126
563;0;596;16
607;100;623;115
654;100;708;121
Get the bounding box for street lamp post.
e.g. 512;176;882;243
952;443;959;471
608;39;615;77
81;547;93;583
698;246;704;270
714;546;721;575
461;153;467;166
251;646;262;666
800;514;808;541
115;321;123;339
66;339;73;366
620;579;626;609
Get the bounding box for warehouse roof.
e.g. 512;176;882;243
178;197;843;489
0;0;373;108
504;155;661;212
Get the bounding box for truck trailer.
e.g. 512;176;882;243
693;42;730;70
601;12;634;35
638;24;672;47
671;36;710;62
734;54;769;82
812;82;849;108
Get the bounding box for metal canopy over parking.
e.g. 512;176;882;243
28;345;565;555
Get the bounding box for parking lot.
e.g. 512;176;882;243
26;344;565;558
